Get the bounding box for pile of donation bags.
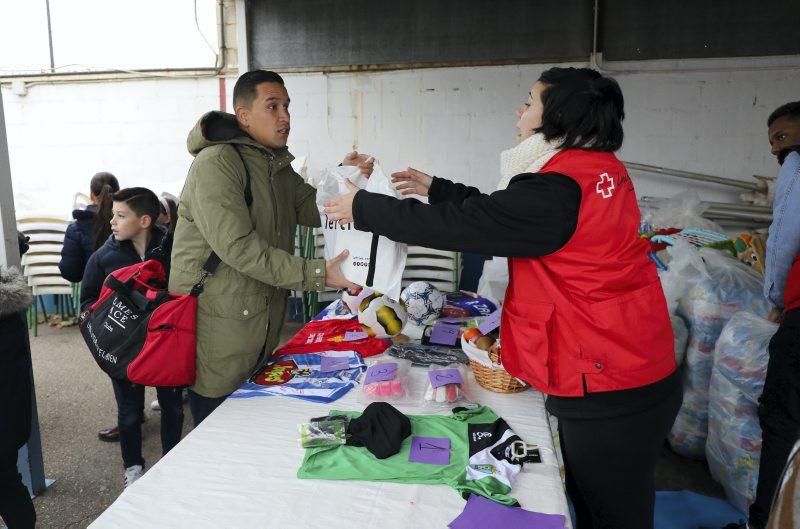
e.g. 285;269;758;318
646;222;778;515
660;244;771;459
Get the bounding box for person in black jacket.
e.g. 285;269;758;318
58;172;119;283
0;236;37;529
81;187;183;489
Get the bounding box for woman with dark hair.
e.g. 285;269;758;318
59;171;120;282
325;67;680;529
59;171;122;443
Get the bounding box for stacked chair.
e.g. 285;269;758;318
17;216;75;336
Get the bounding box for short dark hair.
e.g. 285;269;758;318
768;101;800;127
111;187;161;226
233;70;285;108
535;67;625;152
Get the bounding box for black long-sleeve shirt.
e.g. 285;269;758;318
353;173;581;258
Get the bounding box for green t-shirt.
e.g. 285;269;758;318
298;406;533;505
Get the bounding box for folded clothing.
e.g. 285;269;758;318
388;342;469;367
274;317;389;357
346;402;411;459
230;351;364;403
298;406;534;505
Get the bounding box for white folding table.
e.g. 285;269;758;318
90;360;570;528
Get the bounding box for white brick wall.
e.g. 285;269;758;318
3;62;799;217
3;76;221;216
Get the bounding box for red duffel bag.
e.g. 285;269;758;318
79;259;197;386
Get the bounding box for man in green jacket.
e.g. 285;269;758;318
170;70;369;425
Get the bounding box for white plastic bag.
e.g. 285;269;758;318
477;257;508;305
646;191;724;232
658;239;708;315
316;163;407;300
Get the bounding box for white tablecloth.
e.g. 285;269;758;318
90;360;569;529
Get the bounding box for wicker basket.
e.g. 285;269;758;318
468;342;528;393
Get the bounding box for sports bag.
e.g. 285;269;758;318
79;259;198;386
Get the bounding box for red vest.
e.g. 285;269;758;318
785;255;800;312
501;149;676;397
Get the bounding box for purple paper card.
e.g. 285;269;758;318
344;330;369;341
429;369;463;388
409;436;450;465
363;362;398;384
448;494;566;529
319;356;351;373
477;310;501;335
430;323;459;346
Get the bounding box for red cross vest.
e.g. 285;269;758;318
500;149;676;397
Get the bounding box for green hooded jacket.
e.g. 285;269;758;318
170;111;325;398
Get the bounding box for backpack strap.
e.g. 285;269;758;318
191;144;254;296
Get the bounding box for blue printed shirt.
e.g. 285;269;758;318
765;151;800;309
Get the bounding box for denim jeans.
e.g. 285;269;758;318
188;390;228;427
111;379;185;468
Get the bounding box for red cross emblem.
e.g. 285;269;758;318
596;172;615;199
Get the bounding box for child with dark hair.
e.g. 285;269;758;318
59;171;120;283
80;187;184;488
157;192;179;236
325;67;680;529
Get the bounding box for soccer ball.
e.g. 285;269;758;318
342;286;374;315
358;292;407;338
399;281;444;326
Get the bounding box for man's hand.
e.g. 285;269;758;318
323;179;359;224
325;250;359;290
342;151;374;177
391;167;433;197
768;307;784;323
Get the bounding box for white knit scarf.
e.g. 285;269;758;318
497;133;562;190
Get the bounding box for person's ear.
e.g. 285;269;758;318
140;214;153;230
235;105;249;129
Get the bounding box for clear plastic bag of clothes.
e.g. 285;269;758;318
672;314;689;366
668;249;771;459
421;363;473;409
359;357;413;403
706;312;777;514
299;416;350;448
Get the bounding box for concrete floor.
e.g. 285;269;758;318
21;321;723;528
